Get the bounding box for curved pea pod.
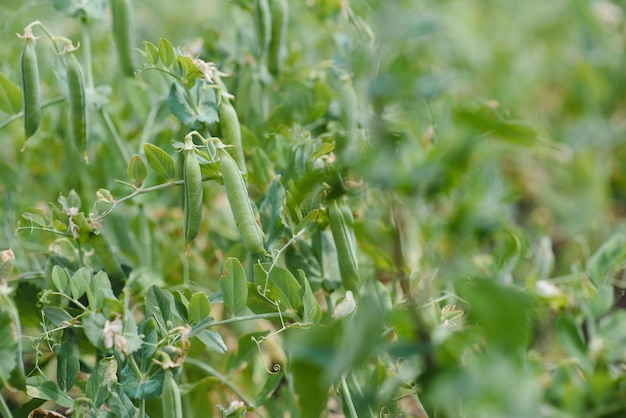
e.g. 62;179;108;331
161;369;182;418
328;200;360;293
218;96;246;175
111;0;138;77
219;148;265;256
268;0;288;77
253;0;272;61
20;31;41;140
183;140;203;245
66;53;88;163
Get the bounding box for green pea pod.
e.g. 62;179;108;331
20;32;41;140
337;79;359;163
218;95;246;175
219;148;265;255
111;0;138;77
66;53;88;163
183;139;203;246
253;0;272;62
161;369;183;418
328;200;360;293
268;0;288;77
89;232;126;296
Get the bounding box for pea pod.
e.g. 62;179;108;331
66;52;88;162
219;148;265;255
111;0;137;77
183;138;203;245
218;95;246;175
161;369;182;418
253;0;272;62
328;200;360;293
19;30;41;140
268;0;288;77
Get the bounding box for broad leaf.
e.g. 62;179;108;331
220;258;248;316
56;342;80;392
143;143;176;181
0;72;22;114
187;291;211;324
195;329;228;354
167;80;218;130
127;154;147;188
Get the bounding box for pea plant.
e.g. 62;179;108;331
3;0;626;417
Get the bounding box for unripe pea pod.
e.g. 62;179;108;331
328;200;360;293
219;148;265;255
111;0;138;77
268;0;288;77
253;0;272;62
337;78;359;162
218;95;246;175
19;30;41;140
183;138;203;246
161;369;183;418
66;52;88;163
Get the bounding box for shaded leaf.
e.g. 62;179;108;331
0;72;22;114
56;342;79;392
143;143;176;181
219;258;248;316
127;154;147;188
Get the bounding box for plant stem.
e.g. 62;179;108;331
0;394;13;418
341;372;358;418
98;108;131;163
0;97;65;131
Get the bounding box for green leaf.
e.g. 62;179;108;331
127;154;147;188
225;331;269;372
158;38;176;67
0;310;18;383
26;380;74;408
220;258;248;316
51;265;69;293
86;357;117;408
109;381;140;417
87;270;113;310
255;372;284;407
70;266;90;300
0;72;22;114
176;55;205;87
83;312;107;350
56;342;79;392
254;263;304;313
187;291;211;324
120;361;164;399
555;314;589;370
587;234;626;288
146;285;176;330
143;143;176;181
144;41;159;65
167;80;218;130
301;271;321;323
195;329;228;354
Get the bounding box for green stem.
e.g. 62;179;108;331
139;398;146;418
95;174;220;221
190;312;299;337
97;108;131;162
0;97;65;131
0;393;13;418
80;19;95;91
341;372;358;418
184;358;258;411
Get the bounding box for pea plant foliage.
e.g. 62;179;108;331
3;0;626;417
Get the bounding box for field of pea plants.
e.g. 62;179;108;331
2;0;626;417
